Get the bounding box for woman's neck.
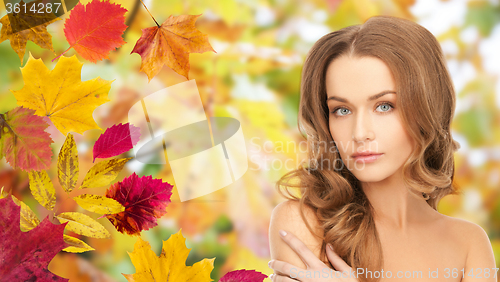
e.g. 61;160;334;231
360;168;439;233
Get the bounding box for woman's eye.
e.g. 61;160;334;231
376;103;394;112
330;103;394;117
339;108;350;115
331;107;350;116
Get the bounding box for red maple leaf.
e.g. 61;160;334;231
0;196;68;281
219;269;268;282
0;106;53;171
105;172;173;235
93;122;141;162
55;0;127;62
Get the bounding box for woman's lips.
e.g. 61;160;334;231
353;153;383;163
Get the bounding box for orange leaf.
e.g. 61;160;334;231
57;0;127;63
131;14;216;81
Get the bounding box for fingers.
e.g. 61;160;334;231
269;273;300;282
269;259;305;280
279;229;323;268
326;243;352;273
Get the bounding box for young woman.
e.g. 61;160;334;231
267;15;496;282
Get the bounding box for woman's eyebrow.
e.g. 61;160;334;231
326;90;396;103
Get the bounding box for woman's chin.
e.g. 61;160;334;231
347;166;390;183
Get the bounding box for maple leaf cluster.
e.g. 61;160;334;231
0;0;268;280
0;0;215;81
0;118;176;277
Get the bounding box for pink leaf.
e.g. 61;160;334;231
0;196;68;281
93;122;141;162
219;269;268;282
105;172;173;235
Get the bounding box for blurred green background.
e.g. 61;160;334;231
0;0;499;281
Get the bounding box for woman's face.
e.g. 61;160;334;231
325;55;415;182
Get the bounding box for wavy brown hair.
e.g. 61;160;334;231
275;15;462;281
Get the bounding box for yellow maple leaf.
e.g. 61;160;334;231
131;13;216;81
0;0;61;64
11;53;111;135
123;229;215;282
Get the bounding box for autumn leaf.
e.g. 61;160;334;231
0;196;69;281
58;133;79;193
73;194;125;215
105;172;173;235
0;189;93;253
219;269;268;282
131;12;216;81
28;170;57;210
14;198;41;232
56;0;128;62
63;234;95;253
11;53;112;135
0;0;61;64
0;106;53;171
80;157;132;188
123;229;215;281
93;123;141;162
0;189;40;231
56;212;110;239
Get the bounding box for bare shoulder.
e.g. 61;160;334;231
269;200;324;270
437;213;490;243
437;214;496;280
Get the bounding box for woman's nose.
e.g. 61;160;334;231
352;112;375;142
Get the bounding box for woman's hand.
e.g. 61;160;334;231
268;229;359;281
